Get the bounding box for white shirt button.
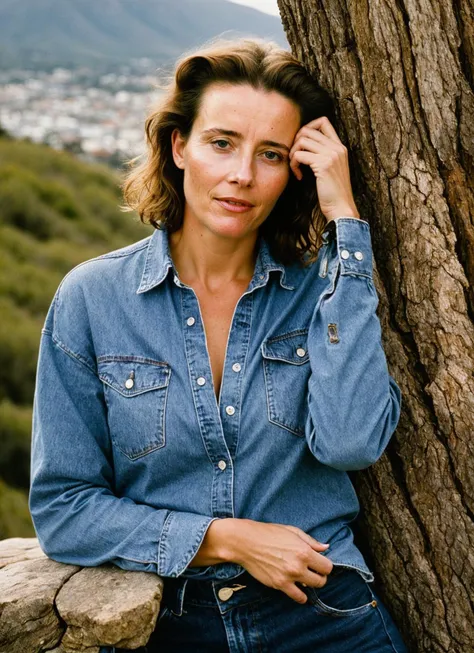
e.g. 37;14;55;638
197;377;206;386
296;348;306;358
186;317;196;326
125;378;134;389
225;405;236;416
354;251;364;260
218;460;227;470
340;249;350;259
232;363;241;373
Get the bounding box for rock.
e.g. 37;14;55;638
0;556;80;653
56;563;163;650
0;537;46;568
0;538;164;652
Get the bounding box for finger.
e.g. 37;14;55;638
302;569;329;588
284;584;309;605
290;129;334;156
290;150;321;176
289;134;329;161
283;525;330;549
301;115;343;145
289;149;313;179
290;159;303;180
310;551;334;575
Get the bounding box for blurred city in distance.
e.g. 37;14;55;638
0;0;287;170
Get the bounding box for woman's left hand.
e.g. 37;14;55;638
289;116;360;223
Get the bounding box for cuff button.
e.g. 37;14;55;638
340;249;350;259
354;251;364;260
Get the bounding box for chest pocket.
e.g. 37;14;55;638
97;356;171;461
261;329;310;437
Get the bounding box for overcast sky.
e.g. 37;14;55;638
229;0;280;16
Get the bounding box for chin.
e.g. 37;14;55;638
215;224;256;241
206;215;257;239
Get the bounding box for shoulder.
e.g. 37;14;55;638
43;234;152;335
59;234;151;292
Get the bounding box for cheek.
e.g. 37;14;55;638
262;168;290;204
185;149;220;184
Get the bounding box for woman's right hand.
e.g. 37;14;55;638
224;519;334;604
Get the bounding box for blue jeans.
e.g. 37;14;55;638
102;567;409;652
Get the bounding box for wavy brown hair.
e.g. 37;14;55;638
121;37;337;266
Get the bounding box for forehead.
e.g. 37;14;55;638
193;82;301;135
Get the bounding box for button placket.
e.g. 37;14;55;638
217;292;253;460
180;284;250;520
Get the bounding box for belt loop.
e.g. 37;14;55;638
168;577;188;616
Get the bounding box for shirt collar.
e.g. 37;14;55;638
136;227;295;294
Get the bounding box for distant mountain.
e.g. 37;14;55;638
0;0;287;70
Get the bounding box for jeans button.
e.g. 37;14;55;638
218;587;234;601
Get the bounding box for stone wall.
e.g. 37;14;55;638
0;538;164;653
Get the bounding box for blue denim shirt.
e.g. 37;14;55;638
29;217;402;584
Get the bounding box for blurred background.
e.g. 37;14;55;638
0;0;287;539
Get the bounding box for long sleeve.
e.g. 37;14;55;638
29;285;219;578
304;217;402;471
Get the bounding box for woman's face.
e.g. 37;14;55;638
171;82;301;241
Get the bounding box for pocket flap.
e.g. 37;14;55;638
97;357;171;397
261;330;309;365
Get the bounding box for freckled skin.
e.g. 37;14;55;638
171;82;301;243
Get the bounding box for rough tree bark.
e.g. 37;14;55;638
277;1;474;651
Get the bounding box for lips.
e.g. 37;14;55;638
216;197;254;207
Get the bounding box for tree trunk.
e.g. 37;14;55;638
277;1;474;651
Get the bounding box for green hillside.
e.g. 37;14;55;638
0;133;152;539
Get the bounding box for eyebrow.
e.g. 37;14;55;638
200;128;291;153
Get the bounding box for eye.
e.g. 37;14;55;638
211;139;230;149
263;151;284;162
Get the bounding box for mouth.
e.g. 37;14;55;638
216;197;254;206
214;198;254;212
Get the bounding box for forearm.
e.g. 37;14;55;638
305;217;402;471
189;517;246;567
31;332;219;578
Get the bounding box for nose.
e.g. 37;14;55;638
227;153;255;186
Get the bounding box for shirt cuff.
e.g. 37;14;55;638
157;511;220;577
323;217;373;280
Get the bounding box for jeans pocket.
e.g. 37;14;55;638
156;604;172;624
98;355;171;460
261;329;310;437
307;568;377;618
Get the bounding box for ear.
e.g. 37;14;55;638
171;128;186;170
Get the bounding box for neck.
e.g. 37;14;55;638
168;221;259;293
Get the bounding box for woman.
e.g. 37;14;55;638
29;38;408;652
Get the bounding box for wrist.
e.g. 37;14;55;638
325;206;360;222
212;517;249;565
207;517;242;562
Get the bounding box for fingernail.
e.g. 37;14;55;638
321;543;330;548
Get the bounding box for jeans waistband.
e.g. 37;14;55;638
160;567;348;617
161;570;290;617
